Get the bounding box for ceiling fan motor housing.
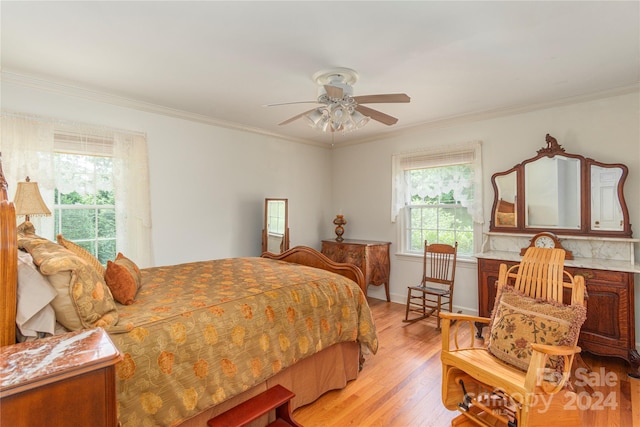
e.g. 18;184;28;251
313;67;358;100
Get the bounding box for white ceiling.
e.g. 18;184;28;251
2;1;639;145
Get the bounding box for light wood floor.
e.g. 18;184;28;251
293;298;636;427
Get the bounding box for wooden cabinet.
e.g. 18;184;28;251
0;328;122;427
322;239;391;301
477;257;639;374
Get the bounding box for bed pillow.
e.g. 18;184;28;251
16;250;57;338
487;286;586;372
57;234;106;278
17;221;37;238
105;253;142;305
19;235;118;331
47;270;84;330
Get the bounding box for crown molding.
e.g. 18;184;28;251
1;71;331;149
335;83;640;148
3;71;637;151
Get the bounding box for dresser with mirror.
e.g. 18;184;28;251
477;134;640;375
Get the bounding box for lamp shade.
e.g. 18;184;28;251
13;177;51;220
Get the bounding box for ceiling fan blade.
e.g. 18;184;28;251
263;101;319;107
356;105;398;126
353;93;410;104
278;108;317;126
324;84;343;99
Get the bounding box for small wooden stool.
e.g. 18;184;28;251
207;384;302;427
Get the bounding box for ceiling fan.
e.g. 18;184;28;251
267;67;410;133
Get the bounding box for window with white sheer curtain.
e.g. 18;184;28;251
1;112;153;268
391;141;483;257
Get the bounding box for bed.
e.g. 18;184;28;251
0;162;378;426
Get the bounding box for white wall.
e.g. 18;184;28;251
1;82;334;266
330;91;640;345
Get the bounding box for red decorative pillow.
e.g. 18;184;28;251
105;253;142;305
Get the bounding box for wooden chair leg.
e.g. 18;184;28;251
435;295;442;331
404;288;413;321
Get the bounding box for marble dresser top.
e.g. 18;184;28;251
478;232;640;273
477;250;640;273
0;328;121;395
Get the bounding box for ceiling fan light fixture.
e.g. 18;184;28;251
273;67;409;135
351;110;370;129
304;104;370;134
330;105;347;124
304;109;325;126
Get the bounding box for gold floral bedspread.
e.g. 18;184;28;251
108;257;378;427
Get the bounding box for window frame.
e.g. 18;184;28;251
52;132;117;264
404;202;475;256
392;141;483;260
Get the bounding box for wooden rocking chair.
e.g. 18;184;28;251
404;241;458;331
440;247;586;427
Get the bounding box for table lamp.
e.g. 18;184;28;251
13;176;51;230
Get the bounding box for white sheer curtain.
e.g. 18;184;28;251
391;141;483;224
1;111;153;267
1;114;56;238
113;132;153;267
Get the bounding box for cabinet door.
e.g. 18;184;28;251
477;258;518;318
366;245;390;286
1;368;117;427
569;267;632;359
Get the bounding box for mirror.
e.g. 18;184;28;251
590;163;625;231
494;170;517;228
524;155;581;229
490;134;631;237
262;198;289;254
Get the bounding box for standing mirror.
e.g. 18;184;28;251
262;198;289;254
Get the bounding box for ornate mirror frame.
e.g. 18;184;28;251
262;198;290;254
489;134;632;237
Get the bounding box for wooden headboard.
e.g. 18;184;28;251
262;246;365;294
0;156;18;346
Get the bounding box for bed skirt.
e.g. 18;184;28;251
177;341;360;426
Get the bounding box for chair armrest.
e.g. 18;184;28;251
525;344;582;394
530;343;581;357
440;313;490;352
439;312;490;324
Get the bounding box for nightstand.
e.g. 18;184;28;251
321;239;391;301
0;328;122;427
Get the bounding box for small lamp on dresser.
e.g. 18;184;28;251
13;176;51;231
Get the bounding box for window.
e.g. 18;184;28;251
1;113;153;267
392;142;483;257
54;150;116;265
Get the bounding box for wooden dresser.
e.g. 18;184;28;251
477;232;640;376
0;328;122;427
321;239;391;301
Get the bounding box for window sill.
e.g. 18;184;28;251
394;252;478;266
